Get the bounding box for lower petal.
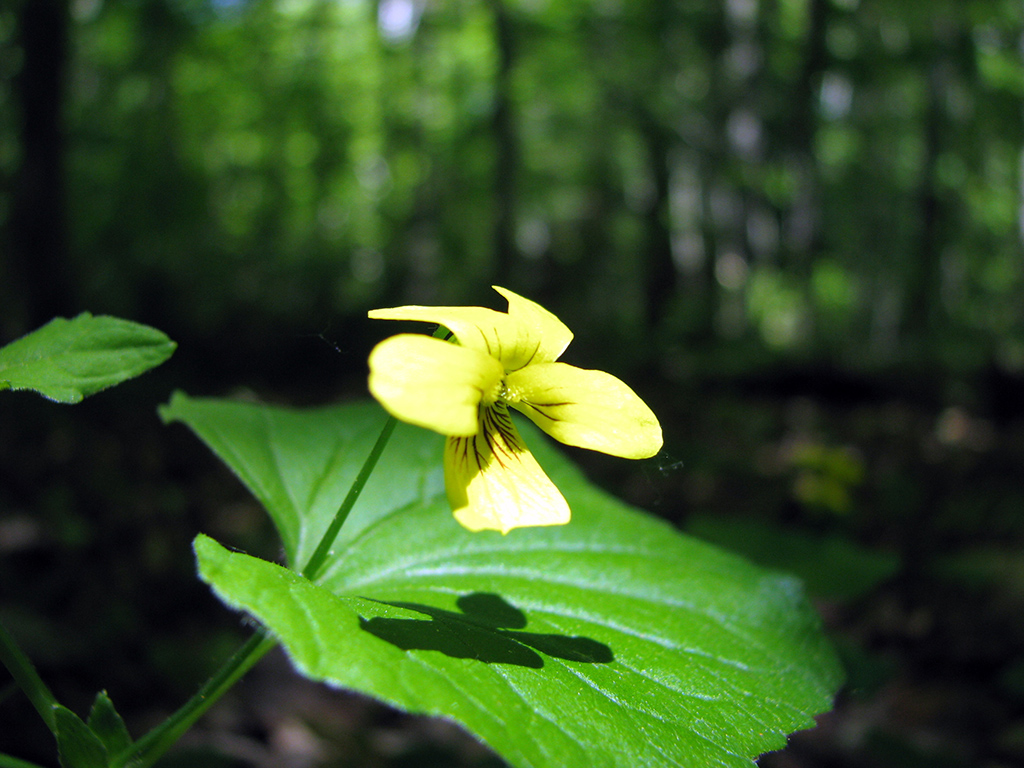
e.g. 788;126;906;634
444;405;571;534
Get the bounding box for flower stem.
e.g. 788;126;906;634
302;414;397;581
0;621;57;733
112;630;276;768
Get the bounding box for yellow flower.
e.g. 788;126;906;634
367;286;662;534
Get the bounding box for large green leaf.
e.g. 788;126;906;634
159;392;442;569
163;392;842;768
0;314;175;403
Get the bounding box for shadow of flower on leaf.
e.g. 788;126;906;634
359;592;613;668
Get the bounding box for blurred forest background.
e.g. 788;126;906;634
2;0;1024;766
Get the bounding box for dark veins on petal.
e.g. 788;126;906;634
451;405;530;478
522;401;572;423
481;405;522;470
510;339;542;372
450;434;481;474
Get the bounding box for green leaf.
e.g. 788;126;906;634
54;706;107;768
158;392;442;569
166;393;843;768
87;691;131;758
0;314;176;404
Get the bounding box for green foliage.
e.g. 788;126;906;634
54;706;107;768
86;692;131;760
13;0;1022;761
0;314;175;403
42;0;1020;364
50;694;132;768
158;393;441;569
0;311;173;768
789;443;865;516
162;393;843;768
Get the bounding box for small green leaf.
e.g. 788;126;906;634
87;691;131;757
0;314;175;403
168;393;843;768
54;706;107;768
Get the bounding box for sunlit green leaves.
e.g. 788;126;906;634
164;392;843;768
0;314;175;403
60;0;1024;360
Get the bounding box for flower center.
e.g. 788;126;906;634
482;377;506;406
483;376;523;408
498;378;522;405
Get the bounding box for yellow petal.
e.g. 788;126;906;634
369;286;572;372
444;404;571;533
506;362;663;459
492;286;573;367
368;334;503;437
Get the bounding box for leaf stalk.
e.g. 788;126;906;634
302;414;397;580
112;630;276;768
0;621;57;733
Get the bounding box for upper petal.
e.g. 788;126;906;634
444;404;571;534
506;362;663;459
369;286;572;371
368;334;503;437
493;287;573;367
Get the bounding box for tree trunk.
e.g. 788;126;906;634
903;61;945;345
5;0;74;337
486;0;519;289
638;115;676;330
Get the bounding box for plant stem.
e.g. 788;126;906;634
0;621;57;733
302;414;397;581
299;322;445;582
118;343;414;765
113;630;276;768
117;407;399;765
